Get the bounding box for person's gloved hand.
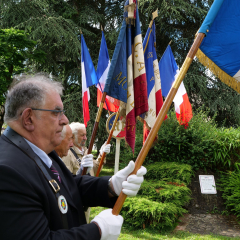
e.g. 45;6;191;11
91;209;123;240
81;154;93;174
111;160;147;197
100;141;111;156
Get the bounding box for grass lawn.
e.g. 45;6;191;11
90;165;240;240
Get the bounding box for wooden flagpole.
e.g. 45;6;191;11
112;32;205;215
81;92;107;175
95;109;121;177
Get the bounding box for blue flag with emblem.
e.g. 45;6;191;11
103;0;148;153
196;0;240;93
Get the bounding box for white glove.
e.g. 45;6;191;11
81;154;93;174
100;141;111;156
91;209;123;240
111;160;147;197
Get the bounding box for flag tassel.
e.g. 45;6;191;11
112;32;205;215
196;48;240;93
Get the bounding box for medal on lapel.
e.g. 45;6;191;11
58;195;68;214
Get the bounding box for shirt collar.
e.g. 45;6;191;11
24;139;52;168
73;145;85;155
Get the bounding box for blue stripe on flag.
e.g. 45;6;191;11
159;45;178;97
96;31;109;81
81;34;98;88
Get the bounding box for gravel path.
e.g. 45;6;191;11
175;214;240;238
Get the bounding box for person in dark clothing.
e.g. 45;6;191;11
0;73;147;240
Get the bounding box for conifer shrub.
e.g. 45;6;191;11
139;180;191;207
121;197;187;231
219;171;240;219
121;162;193;231
145;162;194;185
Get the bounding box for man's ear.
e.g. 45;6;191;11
21;108;35;132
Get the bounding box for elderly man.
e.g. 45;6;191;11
62;122;110;176
0;74;147;240
55;125;74;158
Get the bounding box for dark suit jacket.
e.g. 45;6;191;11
0;134;117;240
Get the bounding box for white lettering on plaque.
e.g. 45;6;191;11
199;175;217;194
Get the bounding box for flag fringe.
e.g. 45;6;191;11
196;49;240;93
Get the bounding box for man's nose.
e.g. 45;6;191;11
60;114;69;125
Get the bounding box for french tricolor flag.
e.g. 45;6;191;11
96;31;119;112
81;34;98;126
142;20;166;144
125;0;148;153
159;45;192;127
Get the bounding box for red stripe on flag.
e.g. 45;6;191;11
143;89;167;145
134;73;148;116
176;93;192;128
83;91;90;127
156;89;167;120
126;108;136;154
97;89;119;112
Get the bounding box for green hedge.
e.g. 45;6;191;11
219;171;240;219
117;109;240;171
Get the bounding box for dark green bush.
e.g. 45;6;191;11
121;197;187;231
219;171;240;219
117;108;240;171
146;109;218;170
213;128;240;171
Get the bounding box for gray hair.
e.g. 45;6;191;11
69;122;86;139
4;73;64;123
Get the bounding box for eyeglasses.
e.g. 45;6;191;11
31;108;66;119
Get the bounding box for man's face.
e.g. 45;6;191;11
60;125;74;156
32;91;69;153
75;128;87;147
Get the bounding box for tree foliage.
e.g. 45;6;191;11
0;28;45;132
139;0;240;127
1;0;240;144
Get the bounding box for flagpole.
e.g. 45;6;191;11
81;92;107;175
112;32;205;215
95;109;121;177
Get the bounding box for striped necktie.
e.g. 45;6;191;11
50;164;62;183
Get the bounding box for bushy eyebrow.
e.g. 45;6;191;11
54;106;63;110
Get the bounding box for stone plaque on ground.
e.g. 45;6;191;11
199;175;217;194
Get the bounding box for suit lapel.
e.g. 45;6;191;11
48;152;79;211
